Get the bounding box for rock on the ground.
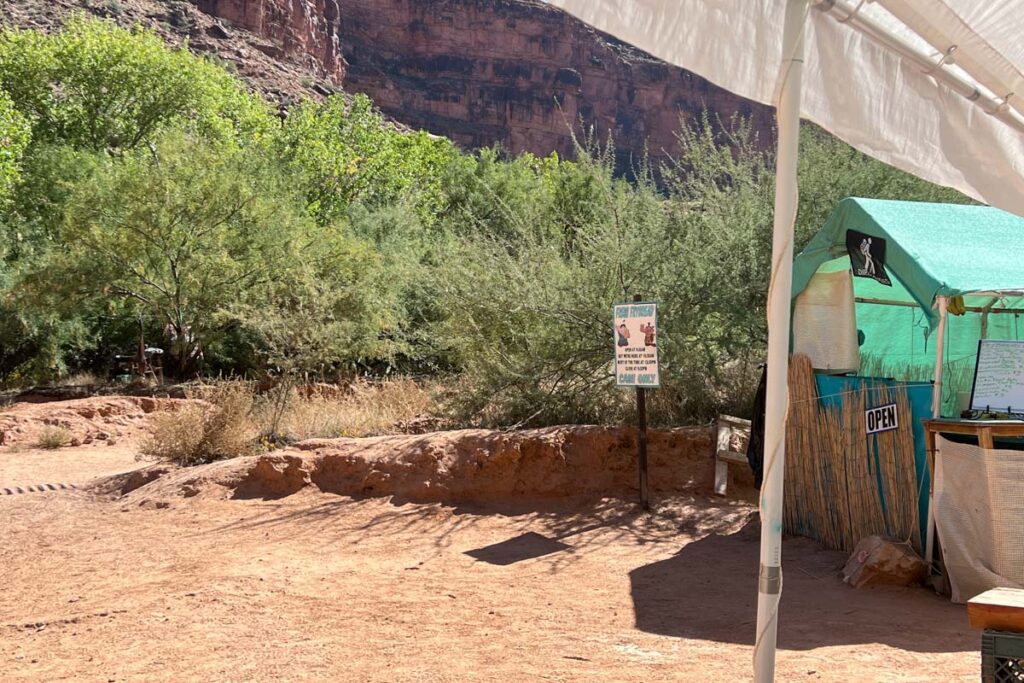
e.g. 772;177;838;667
843;535;927;588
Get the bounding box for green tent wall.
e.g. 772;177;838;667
792;198;1024;416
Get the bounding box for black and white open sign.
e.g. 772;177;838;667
865;402;898;435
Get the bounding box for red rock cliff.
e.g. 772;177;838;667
195;0;346;83
336;0;774;168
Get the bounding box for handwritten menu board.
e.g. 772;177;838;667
970;340;1024;412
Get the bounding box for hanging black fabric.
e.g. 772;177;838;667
845;229;892;286
746;363;767;489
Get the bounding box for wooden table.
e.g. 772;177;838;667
923;418;1024;486
969;587;1024;631
924;418;1024;454
921;419;1024;572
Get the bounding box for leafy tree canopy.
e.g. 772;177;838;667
0;15;271;153
0;88;30;207
274;94;458;226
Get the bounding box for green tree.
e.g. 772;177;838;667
0;18;276;385
0;15;270;153
21;132;307;377
428;114;973;427
275;94;458;225
0;88;29;207
436;146;559;243
431;144;673;425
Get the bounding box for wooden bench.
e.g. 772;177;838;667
969;587;1024;632
714;415;751;496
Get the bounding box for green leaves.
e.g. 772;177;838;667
0;88;30;207
25;132;298;374
0;15;973;407
0;15;271;153
274;94;458;226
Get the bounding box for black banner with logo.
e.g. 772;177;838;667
846;229;892;286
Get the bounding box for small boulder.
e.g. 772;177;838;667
206;22;231;40
120;464;173;495
843;535;927;588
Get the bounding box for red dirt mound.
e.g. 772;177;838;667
119;425;756;504
0;396;194;449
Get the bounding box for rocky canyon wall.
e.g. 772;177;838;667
335;0;774;169
195;0;346;83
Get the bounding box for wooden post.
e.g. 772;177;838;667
634;293;650;511
137;313;146;379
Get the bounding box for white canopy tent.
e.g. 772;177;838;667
544;1;1024;213
544;1;1024;680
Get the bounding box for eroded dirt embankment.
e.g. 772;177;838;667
114;425;741;504
0;396;192;448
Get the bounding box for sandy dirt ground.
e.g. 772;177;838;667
0;444;140;491
0;442;979;682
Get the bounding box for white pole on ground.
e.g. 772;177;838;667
754;1;807;681
924;295;949;567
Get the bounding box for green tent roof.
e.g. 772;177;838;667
793;198;1024;317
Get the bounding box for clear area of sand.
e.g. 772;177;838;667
0;480;977;682
0;398;978;681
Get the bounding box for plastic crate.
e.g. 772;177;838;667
983;630;1024;682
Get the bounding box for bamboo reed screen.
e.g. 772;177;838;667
784;354;921;553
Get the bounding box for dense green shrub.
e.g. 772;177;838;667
0;88;29;207
0;15;270;152
273;94;458;226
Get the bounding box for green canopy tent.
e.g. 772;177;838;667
791;196;1024;568
794;198;1024;405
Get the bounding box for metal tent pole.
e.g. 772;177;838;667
754;1;807;681
924;295;949;568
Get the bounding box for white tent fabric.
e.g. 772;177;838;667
934;436;1024;603
543;0;1024;217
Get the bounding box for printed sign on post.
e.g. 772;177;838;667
865;402;898;435
613;302;659;388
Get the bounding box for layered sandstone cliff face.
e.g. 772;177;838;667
336;0;773;168
195;0;346;83
186;0;774;166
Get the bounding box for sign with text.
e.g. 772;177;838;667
613;302;659;388
865;402;898;435
970;339;1024;413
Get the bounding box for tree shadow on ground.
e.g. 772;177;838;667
629;519;975;653
204;492;755;572
464;531;571;565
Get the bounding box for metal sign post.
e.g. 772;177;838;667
636;378;649;511
634;294;650;511
613;293;659;511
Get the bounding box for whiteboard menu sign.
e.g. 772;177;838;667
613;302;659;388
970;340;1024;413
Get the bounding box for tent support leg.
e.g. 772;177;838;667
754;1;806;681
925;296;948;570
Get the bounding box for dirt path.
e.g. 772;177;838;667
0;444;142;491
0;477;978;681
